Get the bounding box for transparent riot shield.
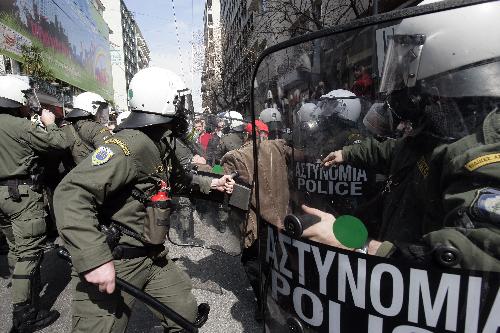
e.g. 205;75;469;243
252;1;500;332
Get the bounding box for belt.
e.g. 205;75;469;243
0;178;34;186
112;244;165;260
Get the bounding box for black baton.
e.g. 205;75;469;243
56;247;201;333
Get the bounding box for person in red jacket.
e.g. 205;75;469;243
194;119;212;156
351;64;373;97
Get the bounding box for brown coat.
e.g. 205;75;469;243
221;139;290;247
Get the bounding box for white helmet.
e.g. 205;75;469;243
380;1;500;98
295;103;319;123
316;89;361;123
222;111;244;131
259;108;282;123
0;75;30;108
259;108;284;139
120;67;186;129
116;111;131;125
66;92;107;119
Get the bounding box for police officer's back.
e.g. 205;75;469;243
53;67;235;333
0;75;66;332
63;92;112;165
216;111;245;163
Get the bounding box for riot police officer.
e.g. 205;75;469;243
215;111;245;163
63;92;112;165
319;1;500;270
259;107;284;140
53;67;235;332
0;75;65;332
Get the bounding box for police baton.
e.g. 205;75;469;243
56;247;206;333
283;214;321;238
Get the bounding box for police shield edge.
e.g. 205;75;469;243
251;1;500;332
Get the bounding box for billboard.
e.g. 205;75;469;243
0;0;113;101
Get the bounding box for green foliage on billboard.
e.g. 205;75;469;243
0;0;113;101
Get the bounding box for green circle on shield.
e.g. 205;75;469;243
333;215;368;249
212;164;224;174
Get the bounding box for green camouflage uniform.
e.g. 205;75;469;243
342;109;500;271
168;137;195;242
63;119;112;164
0;114;68;304
54;129;216;332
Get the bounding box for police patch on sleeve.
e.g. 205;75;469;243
91;147;114;166
470;188;500;224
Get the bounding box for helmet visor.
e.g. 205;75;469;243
379;34;425;94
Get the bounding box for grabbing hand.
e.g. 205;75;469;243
300;205;348;249
192;155;207;164
321;150;343;167
40;109;55;126
211;174;235;193
84;261;116;294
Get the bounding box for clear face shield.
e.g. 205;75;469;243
379;34;426;95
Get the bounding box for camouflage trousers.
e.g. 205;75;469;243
0;224;16;273
71;256;197;333
0;185;47;304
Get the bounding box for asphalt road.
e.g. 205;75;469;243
0;207;263;333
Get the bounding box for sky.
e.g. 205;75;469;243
123;0;205;112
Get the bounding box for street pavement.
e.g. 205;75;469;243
0;207;263;333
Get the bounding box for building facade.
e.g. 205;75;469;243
201;0;223;114
102;0;151;111
218;0;256;115
216;0;419;116
0;0;112;117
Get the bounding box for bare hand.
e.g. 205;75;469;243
300;205;348;249
192;155;206;164
211;175;235;193
84;261;116;294
40;109;55;126
321;150;343;167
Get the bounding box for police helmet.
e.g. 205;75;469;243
259;107;284;138
0;75;30;109
295;103;319;124
315;89;361;124
259;108;282;123
222;111;244;132
66;92;107;120
119;67;186;129
379;1;500;137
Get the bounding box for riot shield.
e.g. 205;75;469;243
252;1;500;332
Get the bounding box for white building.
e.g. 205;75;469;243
102;0;151;111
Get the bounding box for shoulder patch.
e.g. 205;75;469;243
92;147;114;166
470;188;500;224
104;138;131;156
465;153;500;171
417;156;429;178
99;128;111;134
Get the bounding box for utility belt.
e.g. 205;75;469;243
112;244;166;260
100;223;168;261
0;177;41;202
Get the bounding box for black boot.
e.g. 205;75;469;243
10;301;59;333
